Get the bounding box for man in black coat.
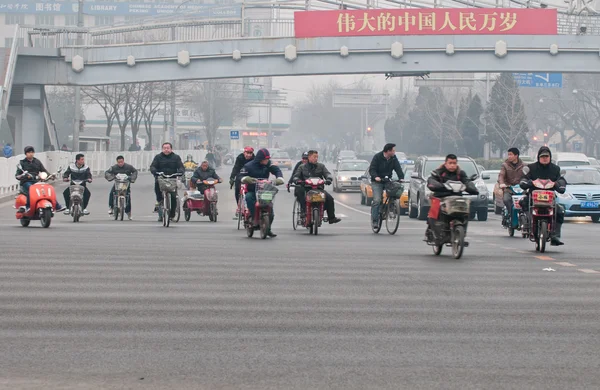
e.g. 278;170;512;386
63;153;93;215
368;143;404;228
105;155;138;219
229;146;255;212
150;142;185;218
520;146;567;246
292;150;341;224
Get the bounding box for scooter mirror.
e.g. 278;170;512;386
560;169;566;176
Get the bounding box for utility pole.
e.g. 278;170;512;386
73;0;84;151
170;81;176;147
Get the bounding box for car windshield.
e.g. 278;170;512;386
483;172;499;184
339;161;369;171
273;152;290;159
565;170;600;185
559;160;590;166
425;160;479;178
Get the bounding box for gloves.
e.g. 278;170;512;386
500;184;507;189
229;178;235;187
325;179;332;185
275;177;285;186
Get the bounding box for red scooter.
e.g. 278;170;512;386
183;179;220;222
292;177;328;235
14;168;62;228
242;178;281;239
524;177;558;253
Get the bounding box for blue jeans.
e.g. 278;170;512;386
245;191;274;224
370;182;384;222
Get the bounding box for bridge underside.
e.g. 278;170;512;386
13;35;600;86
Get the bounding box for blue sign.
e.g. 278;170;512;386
573;141;582;152
0;1;241;17
513;73;563;88
230;131;239;140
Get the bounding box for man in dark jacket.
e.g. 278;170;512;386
292;150;341;224
498;147;525;217
15;146;66;213
105;155;138;219
150;142;185;217
229;146;255;210
63;153;93;215
427;154;479;197
240;148;284;237
192;160;222;193
368;143;405;228
288;151;308;190
520;146;567;246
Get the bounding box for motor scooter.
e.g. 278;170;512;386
501;184;526;237
291;177;328;235
14;168;62;228
183;178;220;222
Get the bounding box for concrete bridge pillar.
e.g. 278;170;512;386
13;85;45;153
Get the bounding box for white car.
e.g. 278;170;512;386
333;159;370;192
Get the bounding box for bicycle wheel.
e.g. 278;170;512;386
173;194;180;223
292;199;299;231
162;192;170;227
385;198;400;235
119;197;124;221
237;195;244;230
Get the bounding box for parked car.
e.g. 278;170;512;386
481;170;501;213
556;166;600;222
332;159;370;192
337;150;357;162
271;151;293;170
408;156;490;221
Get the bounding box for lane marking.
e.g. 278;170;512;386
578;269;600;274
517;250;529;254
334;200;370;216
554;262;576;267
535;255;555;261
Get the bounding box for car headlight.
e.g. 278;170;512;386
557;193;573;200
339;176;348;181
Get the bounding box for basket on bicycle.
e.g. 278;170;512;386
306;189;326;203
385;182;404;198
158;176;178;193
442;196;470;216
256;181;279;206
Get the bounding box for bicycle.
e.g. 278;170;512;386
157;172;182;227
372;177;404;235
236;182;248;230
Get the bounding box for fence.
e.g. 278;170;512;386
0;149;207;198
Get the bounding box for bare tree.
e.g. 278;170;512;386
82;85;120;138
185;80;248;148
142;82;169;149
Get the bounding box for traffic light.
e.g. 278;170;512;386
533;136;538;141
543;132;549;143
366;126;372;135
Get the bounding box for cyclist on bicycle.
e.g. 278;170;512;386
292;150;341;224
239;148;285;238
368;143;404;229
230;146;255;215
150;142;184;219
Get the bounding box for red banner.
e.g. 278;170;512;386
294;8;557;37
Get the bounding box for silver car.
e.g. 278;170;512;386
333;159;370;192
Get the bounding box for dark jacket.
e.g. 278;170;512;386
521;147;566;193
292;162;333;184
368;151;404;181
15;157;48;184
427;164;479;197
192;167;221;183
63;163;92;182
240;149;283;192
499;158;524;186
105;163;138;182
230;152;254;181
150;152;184;177
289;160;305;185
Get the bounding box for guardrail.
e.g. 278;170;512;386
0;149;207;198
13;11;600;50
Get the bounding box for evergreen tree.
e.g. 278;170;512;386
485;73;530;152
461;94;484;158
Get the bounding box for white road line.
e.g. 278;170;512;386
334;200;371;216
554;262;577;267
577;269;600;274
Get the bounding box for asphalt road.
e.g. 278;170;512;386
0;164;599;389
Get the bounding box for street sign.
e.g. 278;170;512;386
230;130;239;140
513;73;563;88
573;141;582;152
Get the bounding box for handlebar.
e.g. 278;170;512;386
157;172;183;178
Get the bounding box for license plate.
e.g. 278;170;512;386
537;193;549;202
580;201;599;209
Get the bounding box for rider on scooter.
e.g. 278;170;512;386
183;154;198;170
520;146;567;246
426;154;479;237
105;155;138;219
288;152;308;191
498;147;525;221
192;160;222;192
15;146;66;214
239;148;285;238
230;146;255;213
63;153;92;215
292;150;341;224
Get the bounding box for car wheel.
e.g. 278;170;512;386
417;195;427;220
477;208;488;221
408;196;418;219
592;215;600;223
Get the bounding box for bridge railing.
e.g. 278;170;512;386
0;25;20;122
0;149;207;198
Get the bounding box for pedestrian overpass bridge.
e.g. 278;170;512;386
3;13;600;152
